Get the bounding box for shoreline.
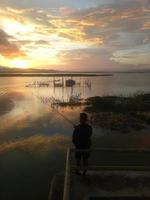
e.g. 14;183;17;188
0;73;113;77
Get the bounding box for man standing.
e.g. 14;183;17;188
72;113;92;175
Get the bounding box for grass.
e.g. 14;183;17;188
85;93;150;113
84;93;150;133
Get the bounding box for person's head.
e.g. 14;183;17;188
80;112;88;124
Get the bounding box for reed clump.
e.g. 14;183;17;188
85;93;150;133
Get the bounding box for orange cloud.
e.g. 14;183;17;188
142;21;150;30
0;2;149;70
0;29;26;58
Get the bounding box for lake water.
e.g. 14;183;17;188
0;73;150;200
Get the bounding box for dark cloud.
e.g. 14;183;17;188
0;29;26;58
35;40;50;45
16;39;50;46
0;29;13;45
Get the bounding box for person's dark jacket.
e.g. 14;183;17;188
72;124;92;149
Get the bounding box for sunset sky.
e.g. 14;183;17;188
0;0;150;71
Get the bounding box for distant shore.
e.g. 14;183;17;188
0;73;113;77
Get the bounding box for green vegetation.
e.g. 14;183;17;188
85;93;150;112
84;93;150;133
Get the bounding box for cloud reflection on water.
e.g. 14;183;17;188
0;88;83;143
0;91;24;115
0;134;70;153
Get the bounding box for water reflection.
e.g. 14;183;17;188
0;73;150;141
0;87;83;142
0;73;150;200
0;134;70;153
0;134;69;200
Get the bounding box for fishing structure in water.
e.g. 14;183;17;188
28;76;92;126
25;80;52;87
25;76;92;89
34;93;94;127
34;93;76;126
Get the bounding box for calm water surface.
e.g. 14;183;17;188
0;73;150;200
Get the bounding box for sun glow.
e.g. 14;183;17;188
10;59;28;69
1;18;34;35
